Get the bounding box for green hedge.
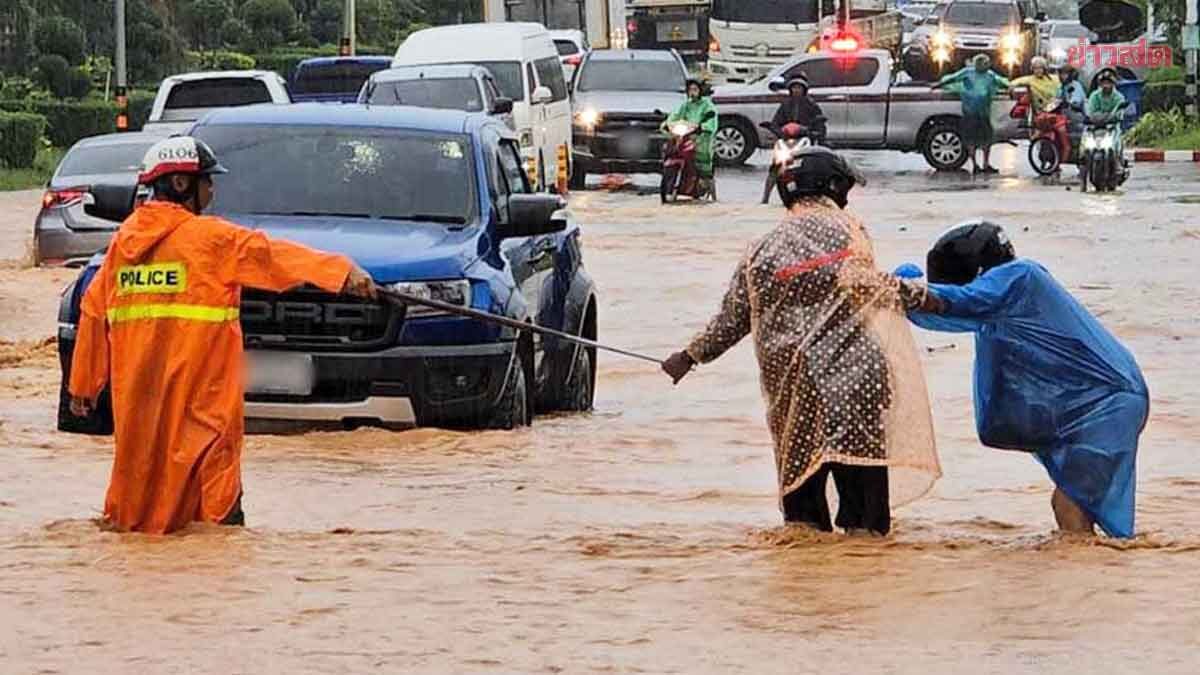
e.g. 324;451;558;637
0;111;48;169
1143;82;1188;113
252;46;392;81
129;91;155;131
1144;66;1184;85
185;50;257;72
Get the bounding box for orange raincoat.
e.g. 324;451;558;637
69;201;353;534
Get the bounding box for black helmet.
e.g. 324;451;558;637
787;75;810;93
685;77;706;94
775;146;865;209
926;220;1016;285
1096;68;1118;84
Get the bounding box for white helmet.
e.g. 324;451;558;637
137;136;228;186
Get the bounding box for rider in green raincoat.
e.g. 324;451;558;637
666;78;719;178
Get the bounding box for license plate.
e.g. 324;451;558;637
656;20;698;42
245;351;315;396
616;132;651;159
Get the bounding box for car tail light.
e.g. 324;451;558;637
564;54;583;67
42;187;89;210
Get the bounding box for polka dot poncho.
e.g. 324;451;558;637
686;197;942;508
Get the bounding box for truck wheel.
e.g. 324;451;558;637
922;121;968;171
714;119;755;166
485;357;529;430
557;346;594;412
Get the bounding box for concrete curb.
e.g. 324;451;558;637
1124;149;1200;162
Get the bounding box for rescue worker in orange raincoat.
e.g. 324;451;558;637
68;136;376;534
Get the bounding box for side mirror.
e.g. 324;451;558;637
84;183;136;222
501;194;568;238
768;76;787;92
491;97;514;115
532;85;553;105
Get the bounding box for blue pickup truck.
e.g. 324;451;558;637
57;104;598;431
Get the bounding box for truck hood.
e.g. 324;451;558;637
226;213;483;283
945;24;1008;37
572;90;686;116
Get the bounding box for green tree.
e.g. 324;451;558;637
309;0;342;45
34;54;71;97
1149;0;1185;62
34;16;88;65
220;17;252;51
2;0;38;75
181;0;235;50
126;0;187;85
243;0;299;50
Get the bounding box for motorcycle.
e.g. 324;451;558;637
660;110;717;204
1027;98;1072;176
1079;100;1130;193
759;118;826;204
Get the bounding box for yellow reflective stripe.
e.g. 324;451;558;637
106;304;240;324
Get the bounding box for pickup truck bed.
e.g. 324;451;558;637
712;49;1022;170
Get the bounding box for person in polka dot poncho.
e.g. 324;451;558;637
664;147;942;535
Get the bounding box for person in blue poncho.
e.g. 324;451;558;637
897;221;1149;537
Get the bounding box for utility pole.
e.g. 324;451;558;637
115;0;128;131
1187;0;1198;117
341;0;356;56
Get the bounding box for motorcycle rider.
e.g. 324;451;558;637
666;78;719;195
1085;69;1127;164
662;147;942;535
1013;56;1068;174
1058;63;1087;161
770;75;827;144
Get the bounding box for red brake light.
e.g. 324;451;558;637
564;54;583;66
42;187;89;210
627;19;638;34
830;36;859;52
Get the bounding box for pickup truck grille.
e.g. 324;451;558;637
730;44;796;60
241;286;401;352
596;112;667;132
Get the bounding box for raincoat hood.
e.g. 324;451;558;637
117;201;194;262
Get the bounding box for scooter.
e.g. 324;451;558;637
660;110;717;204
759;118;826;204
1028;98;1072;176
1079;100;1130;193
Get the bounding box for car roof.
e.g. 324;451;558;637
587;49;679;62
371;64;488;82
164;70;280;82
71;131;168;149
297;56;393;67
198;102;491;134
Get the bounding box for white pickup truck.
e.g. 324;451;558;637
143;70;292;135
711;49;1023;171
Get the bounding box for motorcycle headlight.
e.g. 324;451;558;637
1082;135;1096;150
671;122;693;136
388;280;471;318
1098;134;1113;150
575;109;601;129
773;146;792;165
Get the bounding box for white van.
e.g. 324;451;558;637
393;23;572;191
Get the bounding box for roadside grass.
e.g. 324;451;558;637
0;147;64;192
1156;128;1200;151
1126;109;1200;150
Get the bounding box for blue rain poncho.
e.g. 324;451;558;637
905;259;1148;537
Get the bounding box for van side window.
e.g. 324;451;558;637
497;141;529;196
534;57;568;102
526;63;538;99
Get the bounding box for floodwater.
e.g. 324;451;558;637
2;150;1199;673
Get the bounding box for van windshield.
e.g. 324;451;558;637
945;2;1018;26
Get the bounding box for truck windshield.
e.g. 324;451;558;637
364;78;485;112
944;2;1018;25
711;0;821;24
577;60;686;92
197;125;476;225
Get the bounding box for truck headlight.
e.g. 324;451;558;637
932;30;953;48
932;47;951;63
1000;31;1022;50
575;109;601;129
388;280;471;317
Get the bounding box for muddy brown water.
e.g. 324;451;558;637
2;156;1199;673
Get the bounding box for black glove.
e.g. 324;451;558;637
662;351;696;385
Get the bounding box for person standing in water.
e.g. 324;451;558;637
899;221;1148;537
662;147;942;535
933;54;1009;175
